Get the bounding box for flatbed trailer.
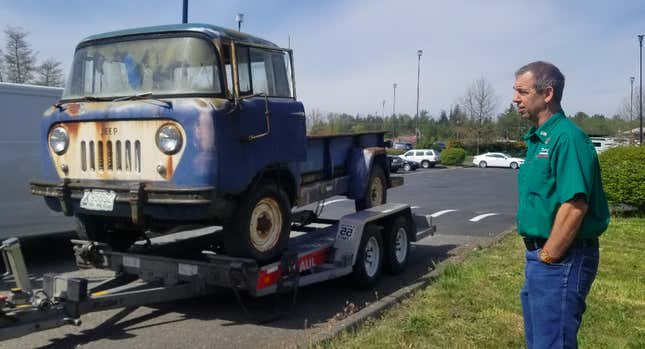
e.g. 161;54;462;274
0;203;435;341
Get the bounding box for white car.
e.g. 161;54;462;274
473;152;524;169
401;149;440;168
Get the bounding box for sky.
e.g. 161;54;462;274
1;0;643;118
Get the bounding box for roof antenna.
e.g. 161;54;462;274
182;0;188;23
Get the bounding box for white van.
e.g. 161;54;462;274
401;149;440;168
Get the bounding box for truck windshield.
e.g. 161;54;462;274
63;36;222;100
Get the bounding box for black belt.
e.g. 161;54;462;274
523;237;598;251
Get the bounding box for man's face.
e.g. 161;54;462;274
513;71;547;124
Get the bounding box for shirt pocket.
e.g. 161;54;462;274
526;158;551;195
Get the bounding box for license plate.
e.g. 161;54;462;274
80;189;117;211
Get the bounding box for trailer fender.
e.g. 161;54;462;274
346;147;387;200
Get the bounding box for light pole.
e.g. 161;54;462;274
236;13;244;31
416;49;423;142
630;76;635;122
392;83;397;138
182;0;188;23
638;34;643;147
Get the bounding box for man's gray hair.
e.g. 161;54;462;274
515;61;565;104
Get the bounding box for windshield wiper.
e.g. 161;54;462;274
113;92;172;108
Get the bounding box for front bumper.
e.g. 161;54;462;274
30;179;216;224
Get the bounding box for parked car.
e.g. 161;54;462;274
401;149;440;168
393;142;413;150
387;155;418;173
472;152;524;169
589;137;619;154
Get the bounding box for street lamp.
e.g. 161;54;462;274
182;0;188;23
236;13;244;31
416;49;423;141
630;76;635;122
639;35;643;145
392;83;397;116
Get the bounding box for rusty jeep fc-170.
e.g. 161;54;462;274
30;24;399;263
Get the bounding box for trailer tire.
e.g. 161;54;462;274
355;165;387;211
384;216;411;274
75;215;138;252
224;180;291;264
350;224;383;288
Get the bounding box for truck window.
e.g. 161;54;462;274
236;46;252;95
64;36;222;99
222;44;234;97
248;48;292;97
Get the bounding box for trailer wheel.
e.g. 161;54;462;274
355;165;387;211
350;224;383;288
75;215;138;252
224;180;291;264
384;216;411;274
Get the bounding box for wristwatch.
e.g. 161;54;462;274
538;248;556;264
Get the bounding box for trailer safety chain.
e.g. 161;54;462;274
270;250;300;321
228;262;251;317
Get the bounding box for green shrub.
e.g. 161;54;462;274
441;147;466;166
599;146;645;213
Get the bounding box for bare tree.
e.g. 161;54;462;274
461;77;498;154
35;58;64;87
0;48;4;82
3;26;38;84
617;88;643;123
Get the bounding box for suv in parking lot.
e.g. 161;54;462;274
401;149;440;168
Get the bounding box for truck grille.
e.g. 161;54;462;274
49;120;185;181
80;140;142;173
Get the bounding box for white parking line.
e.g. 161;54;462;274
321;199;350;207
469;213;500;222
429;209;458;218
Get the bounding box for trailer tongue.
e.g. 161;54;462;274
0;203;434;341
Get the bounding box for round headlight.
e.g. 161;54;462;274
49;126;69;155
156;124;183;155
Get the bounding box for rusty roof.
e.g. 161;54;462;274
79;23;279;48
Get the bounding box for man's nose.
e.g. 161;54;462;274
512;91;521;103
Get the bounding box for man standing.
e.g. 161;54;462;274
513;61;610;348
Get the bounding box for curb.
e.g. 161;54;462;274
303;227;516;347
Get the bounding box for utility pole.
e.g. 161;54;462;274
638;34;643;147
630;76;635;122
382;100;386;119
392;83;397;138
416;50;423;142
182;0;188;23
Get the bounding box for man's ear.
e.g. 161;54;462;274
543;86;554;104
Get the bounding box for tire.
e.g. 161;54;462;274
355;165;387;211
421;160;430;169
510;162;519;170
384;216;411;274
479;161;488;168
350;224;383;288
403;163;411;172
224;180;291;264
75;215;138;252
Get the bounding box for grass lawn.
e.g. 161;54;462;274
318;217;645;348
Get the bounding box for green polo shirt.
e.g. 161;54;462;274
517;111;610;239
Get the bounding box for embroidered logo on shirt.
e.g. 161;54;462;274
540;131;548;137
537;147;549;158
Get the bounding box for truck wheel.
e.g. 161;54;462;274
355;165;387;211
421;160;430;169
224;181;291;264
75;215;138;252
350;224;383;288
384;216;411;274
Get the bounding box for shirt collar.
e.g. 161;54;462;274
523;110;565;142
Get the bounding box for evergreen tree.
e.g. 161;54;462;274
3;26;38;84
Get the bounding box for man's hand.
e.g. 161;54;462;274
544;195;588;261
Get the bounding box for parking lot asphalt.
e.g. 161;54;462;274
0;166;519;349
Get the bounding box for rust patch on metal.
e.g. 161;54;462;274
165;155;174;179
67;103;81;116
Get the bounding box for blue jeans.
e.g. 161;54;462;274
520;245;599;349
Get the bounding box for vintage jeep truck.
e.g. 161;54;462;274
30;24;398;263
